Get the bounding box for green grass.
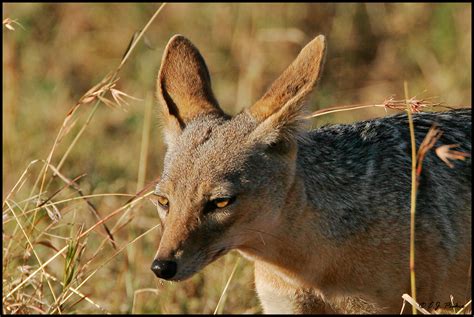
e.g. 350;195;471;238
2;3;471;314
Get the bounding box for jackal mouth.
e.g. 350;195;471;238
169;248;229;281
211;248;227;262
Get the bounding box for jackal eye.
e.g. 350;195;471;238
154;195;169;209
214;197;233;208
210;196;236;211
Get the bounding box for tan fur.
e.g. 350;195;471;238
152;34;472;314
248;35;326;123
157;35;224;142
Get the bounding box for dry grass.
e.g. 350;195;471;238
3;3;175;314
2;3;471;314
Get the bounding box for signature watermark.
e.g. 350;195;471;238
419;301;464;311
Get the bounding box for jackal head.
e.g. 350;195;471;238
151;34;326;280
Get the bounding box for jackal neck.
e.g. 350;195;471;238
237;170;331;286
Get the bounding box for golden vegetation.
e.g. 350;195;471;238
2;3;471;314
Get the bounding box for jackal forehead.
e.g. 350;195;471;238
182;113;255;148
159;114;258;195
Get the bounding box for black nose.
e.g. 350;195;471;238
151;259;177;279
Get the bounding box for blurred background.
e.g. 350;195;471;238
3;3;471;314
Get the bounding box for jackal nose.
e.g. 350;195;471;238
151;259;177;279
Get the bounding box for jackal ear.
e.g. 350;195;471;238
157;35;224;143
247;35;326;147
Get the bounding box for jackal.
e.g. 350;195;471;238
150;34;471;313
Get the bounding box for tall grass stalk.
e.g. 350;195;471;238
44;2;167;191
33;2;167;215
137;93;153;191
3;190;153;301
2;160;39;208
402;294;429;314
214;257;241;314
125;93;154;307
4;5;167;310
132;289;159;314
3;193;135;225
41;271;109;314
404;81;417;315
49;223;161;313
5;201;61;312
